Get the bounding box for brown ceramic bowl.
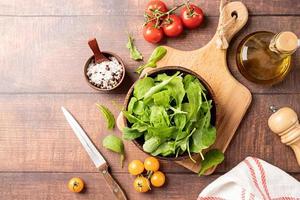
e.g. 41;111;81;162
84;52;125;91
123;66;217;161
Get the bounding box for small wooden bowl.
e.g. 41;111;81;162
84;52;125;91
123;66;217;161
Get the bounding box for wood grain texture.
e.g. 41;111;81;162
1;94;300;173
0;172;220;200
1;0;300;16
1;0;300;199
0;16;300;93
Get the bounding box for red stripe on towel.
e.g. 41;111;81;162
252;157;271;199
244;158;267;200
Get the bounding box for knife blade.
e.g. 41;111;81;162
61;107;127;200
61;106;106;167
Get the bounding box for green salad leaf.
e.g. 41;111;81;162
199;149;224;175
96;104;115;129
135;46;167;74
102;134;125;167
126;34;143;61
122;71;223;171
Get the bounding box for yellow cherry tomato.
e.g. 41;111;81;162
128;160;144;175
68;177;84;193
133;176;151;193
144;157;160;172
150;171;165;187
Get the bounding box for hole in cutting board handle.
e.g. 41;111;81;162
231;10;238;19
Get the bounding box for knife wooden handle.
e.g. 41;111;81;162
99;164;127;200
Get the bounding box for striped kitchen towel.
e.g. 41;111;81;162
198;157;300;200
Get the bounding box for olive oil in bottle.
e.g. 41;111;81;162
236;31;299;85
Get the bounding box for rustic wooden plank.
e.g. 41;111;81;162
0;172;299;200
0;172;220;200
219;94;300;173
0;94;190;173
0;16;300;94
1;0;300;16
1;93;300;173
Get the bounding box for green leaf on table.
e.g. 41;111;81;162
135;46;167;74
126;34;143;61
102;134;125;167
199;149;224;175
96;104;115;129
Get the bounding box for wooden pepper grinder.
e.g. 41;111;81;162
268;106;300;166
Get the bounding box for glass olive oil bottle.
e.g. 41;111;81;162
236;31;299;85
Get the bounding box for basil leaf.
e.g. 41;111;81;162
126;34;143;61
199;149;224;175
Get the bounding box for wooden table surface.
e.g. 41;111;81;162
1;0;300;199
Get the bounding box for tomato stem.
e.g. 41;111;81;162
145;1;188;28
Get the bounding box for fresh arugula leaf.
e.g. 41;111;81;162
147;126;177;140
133;101;145;116
96;104;115;129
164;76;185;107
135;46;167;74
102;134;125;167
150;106;170;128
190;126;216;154
122;111;148;125
126;34;143;61
122;127;144;140
199;149;224;175
143;71;180;100
186;81;202;121
134;77;155;100
152;141;175;156
152;90;170;107
127;97;137;114
174;113;187;130
143;136;162;153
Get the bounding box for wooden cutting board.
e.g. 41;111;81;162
117;1;251;175
142;1;252;174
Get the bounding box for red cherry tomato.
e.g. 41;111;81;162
145;0;168;17
180;4;204;29
162;14;183;37
143;22;164;43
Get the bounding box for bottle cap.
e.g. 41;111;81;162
275;32;298;53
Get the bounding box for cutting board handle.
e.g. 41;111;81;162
212;1;248;47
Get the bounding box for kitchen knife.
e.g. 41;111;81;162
61;107;127;200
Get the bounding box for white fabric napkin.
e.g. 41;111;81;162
198;157;300;200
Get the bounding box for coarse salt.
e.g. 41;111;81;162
87;56;123;89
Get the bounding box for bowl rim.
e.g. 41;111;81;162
123;66;217;161
84;51;125;91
